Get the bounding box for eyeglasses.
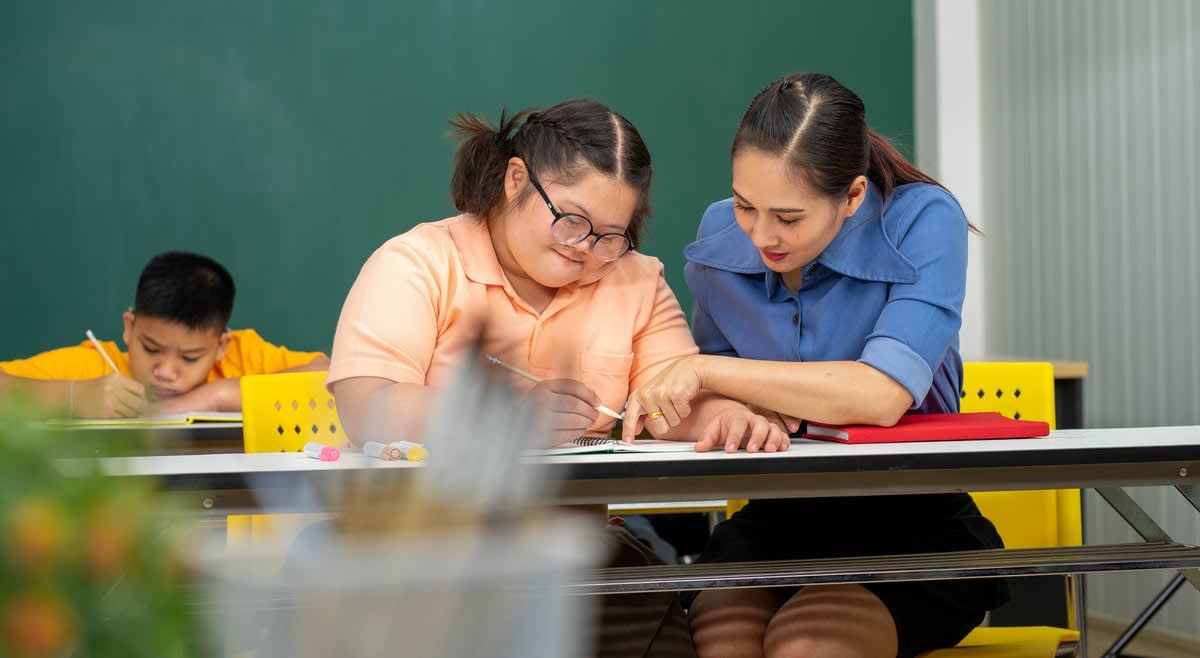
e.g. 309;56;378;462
528;172;633;263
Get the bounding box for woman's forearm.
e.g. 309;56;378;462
692;355;913;426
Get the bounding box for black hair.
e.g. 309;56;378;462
734;72;977;233
448;98;653;248
133;251;235;331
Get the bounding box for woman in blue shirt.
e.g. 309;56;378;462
623;73;1007;657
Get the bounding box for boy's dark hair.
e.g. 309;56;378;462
133;251;235;331
448;98;653;249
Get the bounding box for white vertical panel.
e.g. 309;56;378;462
978;0;1200;637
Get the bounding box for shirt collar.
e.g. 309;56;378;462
448;215;506;286
685;184;918;284
447;213;618;288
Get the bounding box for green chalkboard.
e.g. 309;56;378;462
0;0;913;358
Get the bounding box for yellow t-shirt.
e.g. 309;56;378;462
0;329;322;382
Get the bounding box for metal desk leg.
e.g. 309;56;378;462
1101;573;1187;658
1095;487;1200;658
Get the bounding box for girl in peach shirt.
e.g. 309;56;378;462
329;99;787;451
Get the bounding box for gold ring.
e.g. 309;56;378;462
646;411;665;421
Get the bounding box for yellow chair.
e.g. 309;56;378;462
920;361;1081;658
240;370;342;453
227;371;341;563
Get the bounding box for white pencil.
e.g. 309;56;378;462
85;330;121;374
485;354;624;420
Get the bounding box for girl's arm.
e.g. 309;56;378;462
332;377;437;446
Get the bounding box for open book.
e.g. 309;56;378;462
46;411;243;428
541;435;698;456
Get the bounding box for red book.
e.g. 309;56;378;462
802;412;1050;444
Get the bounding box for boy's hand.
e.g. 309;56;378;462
74;373;148;418
525;378;601;447
150;379;240;415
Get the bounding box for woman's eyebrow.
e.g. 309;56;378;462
732;187;805;213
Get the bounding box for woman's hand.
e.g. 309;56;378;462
695;405;790;453
750;404;802;435
622;355;704;440
526;378;601;446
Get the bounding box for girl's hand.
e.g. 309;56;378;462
622;356;703;441
526;378;601;446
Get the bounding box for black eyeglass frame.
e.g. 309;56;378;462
527;171;633;263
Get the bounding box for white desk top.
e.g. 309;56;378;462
96;426;1200;507
102;425;1200;472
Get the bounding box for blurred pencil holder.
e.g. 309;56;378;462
201;515;603;658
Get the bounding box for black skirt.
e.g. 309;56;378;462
691;493;1010;657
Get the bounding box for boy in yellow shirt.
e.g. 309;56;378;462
0;251;328;418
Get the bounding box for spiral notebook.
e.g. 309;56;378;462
540;435;697;455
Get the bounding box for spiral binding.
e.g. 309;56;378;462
570;435;616;447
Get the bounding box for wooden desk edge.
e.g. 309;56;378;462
967;358;1089;380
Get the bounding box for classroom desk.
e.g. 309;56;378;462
96;426;1200;656
98;425;1196;510
63;422;244;454
97;427;1200;580
1049;360;1088;430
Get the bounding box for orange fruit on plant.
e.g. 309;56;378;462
1;589;77;658
82;499;139;582
5;495;69;570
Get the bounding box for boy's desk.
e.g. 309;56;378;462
65;422;244;454
98;427;1200;596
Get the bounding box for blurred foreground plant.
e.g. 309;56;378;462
0;395;199;658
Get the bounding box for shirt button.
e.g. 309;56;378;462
791;313;799;325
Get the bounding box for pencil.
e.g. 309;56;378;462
85;330;122;374
484;354;624;420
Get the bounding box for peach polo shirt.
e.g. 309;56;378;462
327;214;698;431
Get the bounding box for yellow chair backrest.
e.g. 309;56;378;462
240;370;342;453
230;371;341;558
960;362;1081;551
919;362;1082;655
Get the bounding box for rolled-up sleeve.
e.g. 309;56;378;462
858;195;968;406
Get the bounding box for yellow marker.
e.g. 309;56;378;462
389;440;429;462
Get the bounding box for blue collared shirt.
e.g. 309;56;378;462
683;182;968;413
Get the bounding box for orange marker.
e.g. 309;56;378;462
363;441;402;461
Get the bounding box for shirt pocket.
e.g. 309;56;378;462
579;351;634;419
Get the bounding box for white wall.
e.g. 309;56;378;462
916;0;1200;638
914;0;986;359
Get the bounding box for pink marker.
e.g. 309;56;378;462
303;441;340;462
